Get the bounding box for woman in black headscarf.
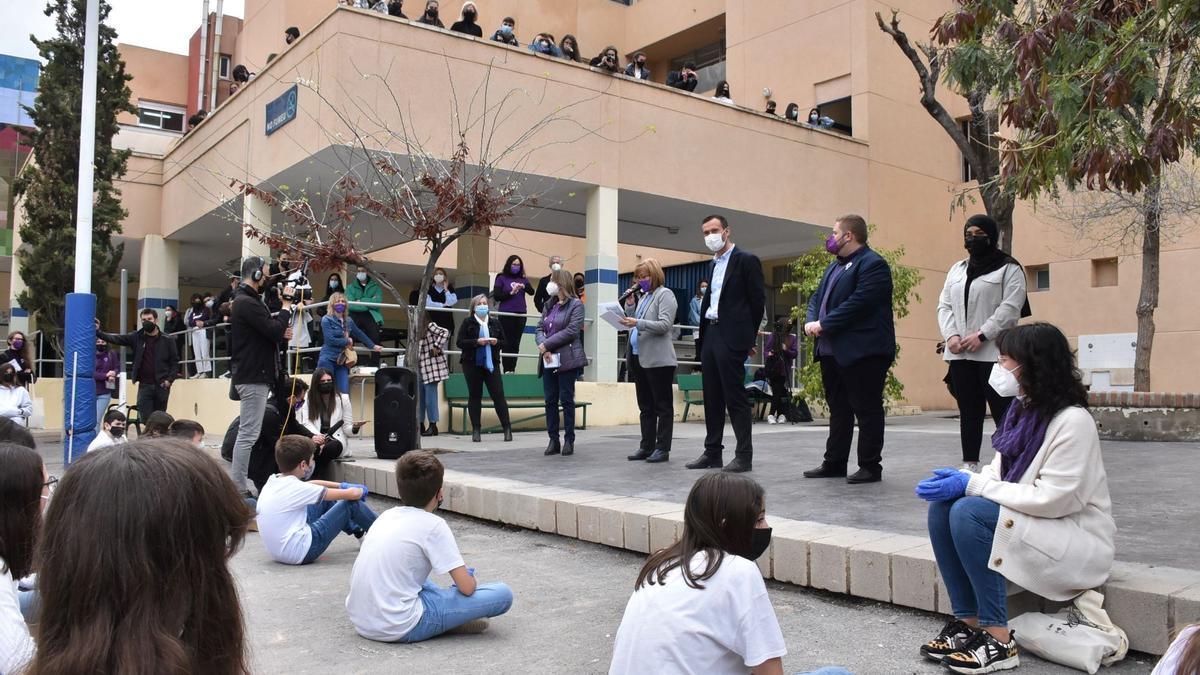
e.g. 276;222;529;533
936;214;1030;470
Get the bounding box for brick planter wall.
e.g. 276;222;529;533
1089;391;1200;442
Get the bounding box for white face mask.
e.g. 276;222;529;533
550;262;562;272
301;459;315;481
356;272;368;282
988;363;1022;398
433;274;445;283
704;232;725;252
546;281;560;297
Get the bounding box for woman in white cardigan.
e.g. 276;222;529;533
937;214;1028;471
297;367;357;479
915;322;1115;675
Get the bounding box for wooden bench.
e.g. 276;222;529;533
444;373;591;434
677;372;771;422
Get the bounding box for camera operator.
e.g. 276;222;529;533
590;46;621;73
229;255;297;496
667;61;699;92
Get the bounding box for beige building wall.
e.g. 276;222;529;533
118;45;190;126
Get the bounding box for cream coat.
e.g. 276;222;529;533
937;260;1026;362
966;406;1115;601
297;393;354;455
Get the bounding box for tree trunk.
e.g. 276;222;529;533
1133;179;1161;392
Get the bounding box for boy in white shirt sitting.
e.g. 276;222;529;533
256;435;378;565
346;451;513;643
86;409;128;452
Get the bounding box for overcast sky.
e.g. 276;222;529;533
3;0;246;62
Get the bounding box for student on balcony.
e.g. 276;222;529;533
529;33;562;58
417;0;443;27
624;52;650;80
667;62;699;92
559;34;582;62
450;2;482;37
490;16;519;46
713;80;734;105
590;46;621;73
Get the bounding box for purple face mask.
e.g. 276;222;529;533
638;278;651;293
825;233;844;255
510;265;521;275
334;303;347;313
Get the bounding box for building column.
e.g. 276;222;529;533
242;192;272;260
584;186;619;382
454;232;492;303
137;235;180;325
8;225;29;335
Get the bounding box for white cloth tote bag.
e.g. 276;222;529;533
1010;590;1129;673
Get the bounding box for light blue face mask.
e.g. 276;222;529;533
500;24;513;35
475;305;489;317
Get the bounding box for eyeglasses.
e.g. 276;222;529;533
44;475;59;495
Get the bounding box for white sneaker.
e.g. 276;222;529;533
961;462;980;473
766;415;777;425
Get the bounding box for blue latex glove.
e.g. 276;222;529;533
339;482;351;490
915;469;970;502
355;483;369;501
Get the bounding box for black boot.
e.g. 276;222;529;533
544;438;561;455
627;448;652;461
803;463;847;478
471;428;482;443
645;449;669;463
561;440;574;456
430;423;438;437
722;456;752;473
685;453;723;470
420;425;432;437
503;426;513;442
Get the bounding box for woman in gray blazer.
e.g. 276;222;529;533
622;259;678;463
536;269;588;457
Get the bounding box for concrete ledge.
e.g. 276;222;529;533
411;468;1195;655
1089;391;1200;441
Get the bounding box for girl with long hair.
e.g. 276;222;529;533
559;34;582;62
491;254;534;373
2;331;35;387
298;367;355;472
916;322;1114;674
29;440;253;674
318;291;382;394
0;443;44;673
611;472;786;674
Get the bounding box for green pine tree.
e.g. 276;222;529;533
13;0;133;355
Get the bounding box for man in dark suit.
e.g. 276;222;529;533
803;214;895;484
687;215;766;473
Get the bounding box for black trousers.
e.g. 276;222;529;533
630;355;675;453
768;375;790;416
351;312;381;367
461;360;511;430
819;354;891;474
498;315;527;373
948;359;1013;462
701;327;753;461
313;438;344;481
136;381;171;422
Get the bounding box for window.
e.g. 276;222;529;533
816;96;852;135
1091;258;1118;287
958;118;991;182
670;41;726;93
1028;265;1050;292
218;55;231;80
136;101;185;132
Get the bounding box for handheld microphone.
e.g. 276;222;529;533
619;285;640;303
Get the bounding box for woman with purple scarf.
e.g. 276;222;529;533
535;268;588;457
492;255;535;373
914;323;1115;675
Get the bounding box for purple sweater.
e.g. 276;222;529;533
94;349;121;395
492;273;534;314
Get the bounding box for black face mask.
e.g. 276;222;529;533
463;10;475;20
437;496;444;509
96;343;107;352
318;382;335;394
749;527;772;561
142;321;157;333
964;235;991;256
426;7;438;17
0;372;14;385
109;425;126;438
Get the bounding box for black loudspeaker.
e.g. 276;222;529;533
374;367;418;459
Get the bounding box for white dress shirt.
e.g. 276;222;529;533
705;245;735;321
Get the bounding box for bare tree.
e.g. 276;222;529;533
1046;162;1200;390
186;57;641;446
876;10;1016;250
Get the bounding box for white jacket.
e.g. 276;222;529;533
937;260;1026;362
966;406;1115;601
297;393;353;454
0;385;32;424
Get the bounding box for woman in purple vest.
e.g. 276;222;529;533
491;255;534;373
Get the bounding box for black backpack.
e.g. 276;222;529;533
784;397;813;423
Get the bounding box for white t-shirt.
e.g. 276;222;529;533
86;431;126;453
1;559;34;675
255;473;326;565
1153;625;1198;675
345;506;465;641
609;551;787;675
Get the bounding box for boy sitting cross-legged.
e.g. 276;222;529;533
256;434;378;565
346;451;513;642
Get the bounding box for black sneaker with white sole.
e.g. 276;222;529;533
942;629;1019;674
920;619;979;662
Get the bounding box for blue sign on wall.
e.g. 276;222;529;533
265;84;298;136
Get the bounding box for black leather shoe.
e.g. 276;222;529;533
471;428;481;443
847;468;882;484
429;423;438;437
803;464;847;478
645;449;669;463
561;440;574;456
685;454;723;470
503;427;513;442
722;456;752;473
420;425;432;437
627;448;652;461
544;439;561;455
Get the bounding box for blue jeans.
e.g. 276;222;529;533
301;498;379;564
317;356;351;394
422;382;440;424
543;367;580;442
399;580;514;643
94;392;112;435
928;496;1007;627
